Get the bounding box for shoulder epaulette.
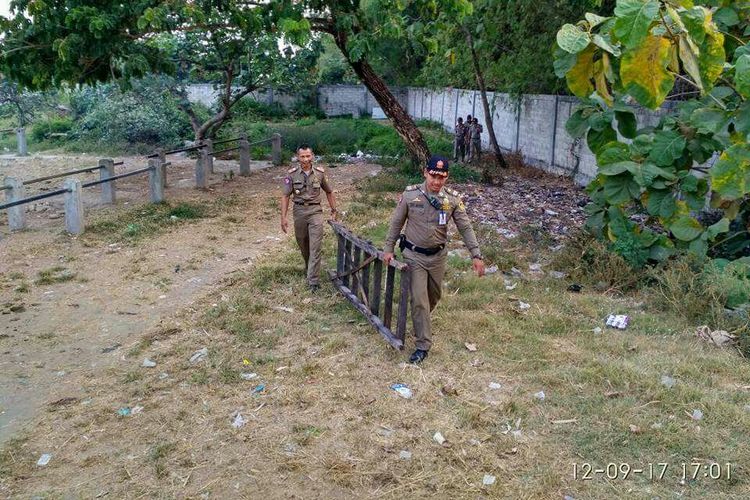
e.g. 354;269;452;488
447;188;461;197
315;166;325;173
406;184;419;191
287;166;297;173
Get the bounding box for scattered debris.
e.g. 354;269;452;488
518;301;531;311
252;384;266;395
49;397;79;408
689;409;704;421
593;327;603;335
159;373;169;380
391;383;413;399
651;422;663;430
469;438;482;446
629;424;642;434
36;454;52;466
464;342;478;352
273;306;294;313
488;382;502;390
528;263;543;272
485;265;499;274
551;418;577;424
240;372;258;381
661;375;676;389
101;344;121;354
131;406;144;415
433;431;446;445
470;358;484;367
505;282;518;291
482;474;496;486
696;325;737;347
142;358;157;368
117;407;131;417
399;450;412;460
441;385;458;396
567;284;582;293
605;314;629;329
509;267;524;277
604;390;622;398
548;271;566;279
232;412;247;429
533;391;546;401
189;347;208;364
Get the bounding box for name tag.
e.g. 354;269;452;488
438;211;447;225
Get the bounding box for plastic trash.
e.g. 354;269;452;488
519;301;531;310
399;450;412;460
390;383;413;399
142;358;156;368
232;412;247;429
190;347;208;363
37;454;52;466
661;375;676;389
240;372;258;381
549;271;566;279
252;384;266;395
117;407;131;417
534;391;546;401
131;406;144;415
605;314;629;329
482;474;496;486
488;382;502;390
485;265;499;274
433;432;446;445
691;409;704;421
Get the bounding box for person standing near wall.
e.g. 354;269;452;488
453;117;466;162
470;117;483;163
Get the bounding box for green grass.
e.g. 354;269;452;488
35;266;76;285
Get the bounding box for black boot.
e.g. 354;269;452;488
409;349;428;364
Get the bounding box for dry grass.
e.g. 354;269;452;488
2;184;750;499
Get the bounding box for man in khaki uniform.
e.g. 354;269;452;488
281;144;338;291
383;155;485;364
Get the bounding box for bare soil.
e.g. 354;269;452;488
0;153;379;444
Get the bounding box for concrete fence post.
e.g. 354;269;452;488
4;176;26;231
272;133;282;166
196;146;209;189
148;158;165;203
63;178;84;235
239;135;251;176
16;128;28;156
98;158;116;204
156;148;167;188
204;139;214;174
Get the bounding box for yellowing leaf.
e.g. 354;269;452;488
566;45;595;98
678;34;703;91
594;60;614;106
620;36;675;109
697;12;725;88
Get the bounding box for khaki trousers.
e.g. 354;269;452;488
403;248;447;351
293;205;324;286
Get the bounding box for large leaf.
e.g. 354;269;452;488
646;189;677;218
705;218;730;240
592;34;621;56
734;101;750;137
553;46;578;78
620;36;675;109
614;0;660;49
648;130;686;166
603;174;641;204
587;124;617;155
735;54;750;98
615;110;637;138
600;161;637;175
566;46;595;98
565;108;589;137
585;12;610;28
698;25;726;89
678;34;703;90
670;216;704;241
680;7;708;45
597;142;631;165
711;144;750;201
557;24;591;54
690;108;728;134
714;7;740;27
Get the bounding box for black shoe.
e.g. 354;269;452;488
409;349;429;364
309;283;320;292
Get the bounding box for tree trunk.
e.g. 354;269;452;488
330;28;431;167
464;27;508;179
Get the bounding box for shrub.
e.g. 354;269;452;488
31;116;73;141
232;98;288;120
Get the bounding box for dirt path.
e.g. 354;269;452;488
0;154;379;443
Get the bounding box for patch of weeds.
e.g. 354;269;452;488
322;336;347;354
475;224;518;269
37;332;55;340
149;441;176;479
14;282;30;293
123;370;143;383
219;365;240;384
253;354;277;366
35;266;77;285
7;272;25;280
154;277;172;291
292;424;324;446
128;338;153;357
190;368;209;385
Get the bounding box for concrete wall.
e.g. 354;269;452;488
187;83;677;185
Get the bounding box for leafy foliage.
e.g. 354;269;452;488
554;0;750;264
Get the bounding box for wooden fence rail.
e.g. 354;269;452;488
328;221;410;350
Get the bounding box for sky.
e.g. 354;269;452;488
0;1;10;17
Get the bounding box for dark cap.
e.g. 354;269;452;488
426;155;449;176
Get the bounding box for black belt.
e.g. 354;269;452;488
399;235;444;256
294;201;320;206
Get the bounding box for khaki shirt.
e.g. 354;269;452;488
384;182;481;258
282;165;332;203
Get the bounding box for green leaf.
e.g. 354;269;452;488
681;174;699;193
588;109;614;131
649;241;674;261
646;189;677;218
630;134;654;157
592;34;621;57
597;142;631;165
585;13;610;28
614;0;660;49
698;29;725;89
711;144;750;201
565;109;589;137
688;237;708;256
714;7;740;27
587;125;617;155
566;46;595;98
678;35;703;91
620;36;675;109
556;24;590;54
681;7;707;45
670;216;704;241
603;174;640;204
648;130;686;166
705;218;730;240
734;101;750;136
600;161;637;175
735;54;750;98
553;46;578;78
615;110;637;138
690;108;728;134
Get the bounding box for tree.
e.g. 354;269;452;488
0;79;48;127
554;0;750;263
0;1;316;141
